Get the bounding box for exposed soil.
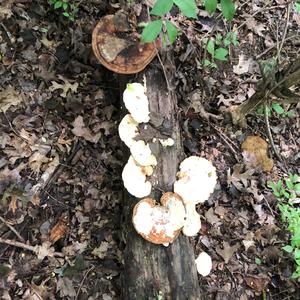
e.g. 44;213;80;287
0;0;299;299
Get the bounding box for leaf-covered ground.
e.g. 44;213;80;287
0;0;299;299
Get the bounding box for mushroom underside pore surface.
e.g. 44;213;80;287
92;15;157;74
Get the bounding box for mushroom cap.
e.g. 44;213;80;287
132;192;186;244
118;114;139;148
122;156;152;198
195;252;212;276
174;156;217;205
130;140;157;167
123;83;150;123
182;204;201;237
92;15;157;74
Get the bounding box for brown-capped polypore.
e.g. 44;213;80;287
132;192;186;245
92;13;157;74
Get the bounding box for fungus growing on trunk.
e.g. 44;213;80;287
173;156;217;237
130;140;157;167
118;114;139;148
132;192;186;245
122;156;153;198
92;14;157;74
174;156;217;205
123;83;150;123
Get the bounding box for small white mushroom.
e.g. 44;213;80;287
159;138;175;147
118;114;139;148
130;140;157;167
123;83;150;123
182;204;201;237
195;252;212;276
174;156;217;205
122;156;152;198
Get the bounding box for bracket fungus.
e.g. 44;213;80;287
130;140;157;167
132;192;186;245
92;13;157;74
118;114;139;148
174;156;217;205
122;156;153;198
123;83;150;123
195;252;212;276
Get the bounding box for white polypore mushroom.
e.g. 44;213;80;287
174;156;217;205
123;83;150;123
182;204;201;237
118;114;139;148
122;156;152;198
132;193;186;245
130;140;157;167
195;252;212;276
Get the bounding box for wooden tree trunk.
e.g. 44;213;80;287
121;64;201;300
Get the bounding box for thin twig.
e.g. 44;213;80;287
264;104;288;173
145;6;172;93
0;237;64;258
75;265;95;300
0;216;25;242
256;35;298;59
277;2;291;62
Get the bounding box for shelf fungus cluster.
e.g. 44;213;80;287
118;82;217;275
119;83;156;198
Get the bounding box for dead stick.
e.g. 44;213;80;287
0;216;25;242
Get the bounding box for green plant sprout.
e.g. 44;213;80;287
268;174;300;278
203;31;238;68
295;2;300;13
256;102;293;118
49;0;78;21
141;0;236;45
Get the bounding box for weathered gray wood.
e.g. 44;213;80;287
121;64;201;300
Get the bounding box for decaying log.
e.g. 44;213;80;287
121;64;201;300
232;56;300;127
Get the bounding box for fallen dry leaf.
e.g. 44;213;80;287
35;241;55;260
233;55;252;75
49;75;78;98
50;214;68;243
72;116;101;143
227;164;256;190
245;275;269;292
92;241;110;259
242;136;273;172
0;86;23;112
216;241;240;263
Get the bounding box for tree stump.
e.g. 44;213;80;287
121;65;201;300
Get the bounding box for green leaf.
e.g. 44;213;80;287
294;183;300;191
63;12;70;17
220;0;235;21
207;39;215;55
173;0;198;19
165;20;178;44
255;257;262;265
214;47;228;61
295;3;300;13
294;249;300;259
283;245;294;253
286;179;294;191
62;2;68;10
203;59;211;66
151;0;173;16
204;0;217;14
54;1;63;9
141;20;163;43
272;103;285;114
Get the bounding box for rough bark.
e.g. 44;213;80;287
121;65;201;300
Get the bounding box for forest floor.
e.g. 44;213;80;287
0;0;299;299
